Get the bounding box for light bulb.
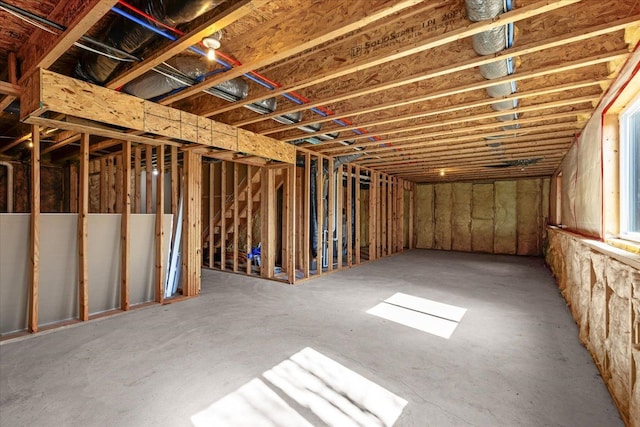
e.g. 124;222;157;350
439;169;445;176
28;141;34;148
153;169;159;176
207;48;216;61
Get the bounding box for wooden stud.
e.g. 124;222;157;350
182;150;202;296
120;141;131;311
134;146;142;213
409;183;415;250
295;165;304;271
155;144;165;304
336;165;343;270
287;164;296;284
303;153;311;278
146;147;153;214
171;145;178;219
261;167;276;278
28;124;40;333
107;155;116;213
69;162;79;214
327;158;335;271
369;171;376;261
233;162;239;272
220;161;226;270
78;133;89;321
100;157;107;213
316;158;324;274
246;165;253;275
355;165;361;264
346;165;353;267
381;175;387;257
115;154;123;213
209;163;215;269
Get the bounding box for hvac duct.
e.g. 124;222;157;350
465;0;504;21
479;58;515;80
472;26;507;55
487;81;517;98
76;0;226;84
122;56;208;99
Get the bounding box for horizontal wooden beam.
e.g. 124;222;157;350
235;16;637;129
195;0;582;118
159;0;429;105
0;81;20;97
21;69;295;164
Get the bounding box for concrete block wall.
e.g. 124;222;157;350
414;178;549;256
546;228;640;426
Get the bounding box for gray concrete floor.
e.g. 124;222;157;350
0;250;622;427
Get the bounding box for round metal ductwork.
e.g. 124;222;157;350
487;81;517;98
479;58;515;80
472;26;508;55
465;0;504;22
492;98;519;111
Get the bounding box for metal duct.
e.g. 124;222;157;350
479;58;515;80
492;98;518;111
123;56;207;99
244;98;277;115
487;81;517;98
465;0;504;21
207;78;250;102
472;26;507;55
76;0;226;84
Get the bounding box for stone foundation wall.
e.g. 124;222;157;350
546;228;640;426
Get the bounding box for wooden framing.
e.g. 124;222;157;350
327;158;335;271
21;69;295;164
260;167;276;278
155;144;165;304
220;161;226;271
120;141;131;311
336;164;343;269
209;163;215;269
246;165;253;275
28;124;40;333
233;163;239;272
182;150;202;296
346;165;353;267
285;164;296;284
316;158;324;274
303;153;311;278
78;133;89;321
355;165;361;264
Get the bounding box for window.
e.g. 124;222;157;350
620;94;640;242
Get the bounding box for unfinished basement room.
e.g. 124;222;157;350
0;0;639;425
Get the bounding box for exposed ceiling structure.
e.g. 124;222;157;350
0;0;638;182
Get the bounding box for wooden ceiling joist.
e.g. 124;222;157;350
18;0;118;80
189;0;581;118
158;0;429;105
229;15;638;129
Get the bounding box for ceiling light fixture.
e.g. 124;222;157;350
439;169;445;176
202;31;222;62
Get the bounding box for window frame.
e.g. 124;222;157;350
619;93;640;243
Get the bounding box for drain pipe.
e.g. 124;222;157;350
0;161;13;212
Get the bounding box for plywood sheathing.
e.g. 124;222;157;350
545;229;640;426
415;178;549;256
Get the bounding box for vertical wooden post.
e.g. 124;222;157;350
8;52;17;84
100;157;107;213
316;158;324;274
336;164;343;270
369;171;376;261
327;158;335;271
261;167;276;278
346;164;353;267
233;162;239;272
146;147;153;213
296;165;304;271
155;144;165;304
78;133;89;321
69;162;79;214
220;161;226;270
285;164;296;284
182;150;202;296
409;183;415;249
171;145;178;219
381;175;387;257
134;146;141;213
28;125;40;333
120;141;131;311
303;153;310;278
388;177;393;255
209;163;215;269
108;156;116;213
355;165;361;264
115;154;123;213
246;165;253;275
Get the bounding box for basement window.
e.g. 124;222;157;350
620;94;640;243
